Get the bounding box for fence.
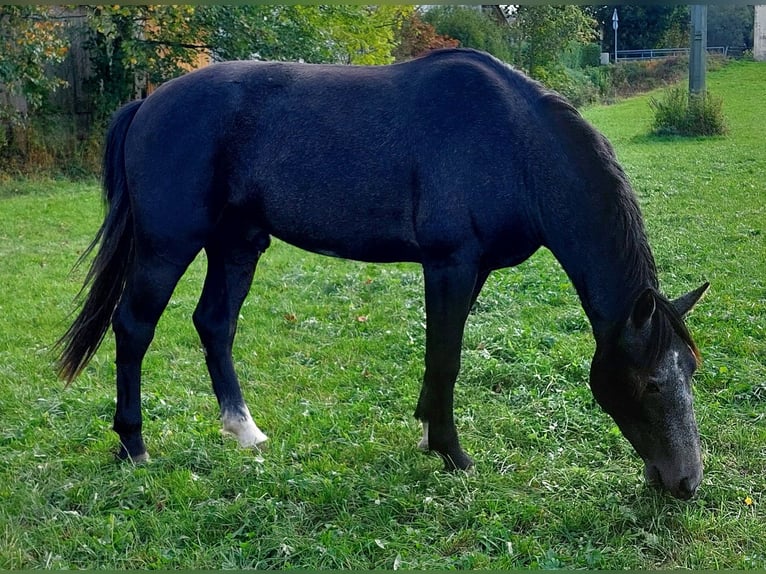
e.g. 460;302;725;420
615;46;728;62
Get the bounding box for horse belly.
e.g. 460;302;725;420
266;223;419;265
242;167;422;264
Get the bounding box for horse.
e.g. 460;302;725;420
57;48;709;500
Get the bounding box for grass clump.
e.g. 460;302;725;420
649;86;728;136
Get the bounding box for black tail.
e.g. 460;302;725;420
56;100;143;383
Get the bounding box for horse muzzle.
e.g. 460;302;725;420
644;461;702;500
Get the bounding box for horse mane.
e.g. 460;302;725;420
536;89;660;306
533;91;704;370
651;293;702;364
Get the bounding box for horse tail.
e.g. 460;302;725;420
56;99;143;383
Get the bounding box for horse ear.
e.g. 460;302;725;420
672;282;710;318
619;289;656;359
630;288;656;330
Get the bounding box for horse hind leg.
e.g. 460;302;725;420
193;229;270;450
112;251;197;461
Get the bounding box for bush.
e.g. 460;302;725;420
423;6;515;64
608;57;689;97
0;113;101;179
542;65;602;108
649;86;728;136
560;42;602;70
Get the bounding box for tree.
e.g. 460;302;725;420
0;6;68;118
707;5;754;51
512;6;597;76
194;5;412;65
84;5;208;119
82;5;414;120
588;5;689;53
308;5;413;65
423;6;515;63
393;10;459;62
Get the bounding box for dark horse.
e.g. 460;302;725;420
58;49;708;499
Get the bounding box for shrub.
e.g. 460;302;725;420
649;86;728;136
560;42;602;70
579;43;603;68
608;57;689;97
423;6;515;64
0;113;101;179
544;66;602;108
583;66;613;99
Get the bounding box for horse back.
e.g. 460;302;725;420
124;50;546;266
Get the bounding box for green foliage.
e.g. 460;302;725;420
649;87;728;136
511;6;597;76
1;61;765;569
0;7;68;116
496;6;599;107
194;5;411;66
550;41;618;107
591;6;690;54
548;67;602;108
560;42;603;70
392;10;459;62
82;5;412;122
422;6;515;63
708;5;755;51
608;57;690;99
313;5;413;65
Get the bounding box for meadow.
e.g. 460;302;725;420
0;61;764;569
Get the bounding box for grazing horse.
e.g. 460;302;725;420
57;49;708;499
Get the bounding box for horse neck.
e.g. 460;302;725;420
523;93;659;339
539;175;659;338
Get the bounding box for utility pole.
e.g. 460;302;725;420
689;5;707;95
755;5;766;61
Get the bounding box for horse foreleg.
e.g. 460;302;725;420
469;268;491;311
193;234;269;450
415;263;478;471
112;255;190;461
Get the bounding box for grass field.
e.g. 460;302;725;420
0;61;764;569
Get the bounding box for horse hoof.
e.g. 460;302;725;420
233;426;268;449
222;410;269;450
441;451;474;473
130;451;151;463
246;435;269;451
116;447;150;463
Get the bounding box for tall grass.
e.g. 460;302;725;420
649;86;728;136
0;62;764;569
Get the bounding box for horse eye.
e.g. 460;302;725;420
645;382;661;394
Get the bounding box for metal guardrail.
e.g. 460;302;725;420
615;46;728;61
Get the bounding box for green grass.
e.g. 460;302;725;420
1;61;764;569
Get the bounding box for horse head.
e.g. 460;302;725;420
590;283;709;499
